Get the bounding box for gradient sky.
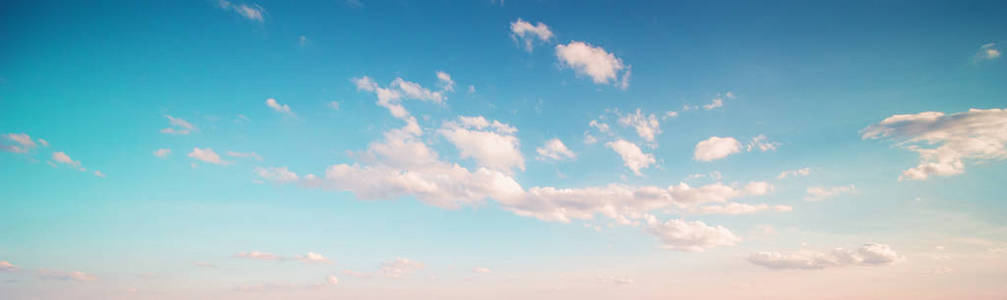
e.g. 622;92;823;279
2;1;1007;299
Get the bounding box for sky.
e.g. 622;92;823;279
1;0;1007;299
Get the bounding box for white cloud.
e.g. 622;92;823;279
777;168;810;179
664;111;679;119
747;243;902;270
188;148;225;165
153;148;171;158
606;139;655;175
589;119;611;133
691;203;792;215
161;115;196;135
644;216;740;252
352;75;448;120
37;269;97;281
216;0;265;22
297;252;331;264
235;251;280;261
3;133;37;153
381;258;424;278
265;98;294;116
436;71;455;92
472;267;492;273
746;134;779;152
93;170;105;178
326;275;340;285
862;107;1007;180
255;167;299;183
439;116;524;172
618;109;661;142
227;151;262;160
805;185;856;202
703;98;723;110
555;41;629;87
694;136;742;162
37;138;49;147
536;138;576;161
510;18;553;51
975;43;1001;62
51;152;81;168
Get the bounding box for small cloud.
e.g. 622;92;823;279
536;138;576;161
975;43;1001;62
153;148;171;158
777;168;810;179
436;71;455;92
297;252;331;264
328;101;340;110
694;136;741;162
555;41;629;88
3;133;39;153
472;267;492;273
37;269;98;282
746;134;779;152
93;170;105;178
380;258;423;278
226;151;262;161
188;148;225;165
510;18;553;52
805;185;857;202
266;98;294;116
161;115;196;135
216;0;265;22
235;251;280;261
51;152;83;169
326;275;339;285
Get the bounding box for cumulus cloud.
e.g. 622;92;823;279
153;148;171;158
644;215;740;252
555;41;630;87
694;136;742;162
747;243;903;270
606;139;655;175
862;107;1007;180
37;269;97;281
805;185;856;202
298;252;331;264
188;148;225;165
161;115;196;135
618;109;661;142
265;98;294;116
536;138;576;161
510;18;553;51
216;0;265;22
352;74;448;120
439;116;524;172
381;258;424;278
777;168;810;179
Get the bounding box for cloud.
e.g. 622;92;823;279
216;0;265;22
380;258;424;278
694;136;742;162
975;43;1001;62
555;41;629;87
352;75;448;120
510;18;553;51
746;134;779;152
328;101;340;110
777;168;810;179
161;115;196;135
644;215;740;252
439;116;524;172
2;133;37;153
188;148;225;165
472;267;492;273
805;185;856;202
436;71;455;92
618;109;661;142
606;139;655;175
227;151;262;160
298;35;309;47
862;107;1007;180
93;170;105;178
51;152;82;168
255;167;299;183
153;148;171;158
265;98;294;116
589;119;611;133
297;252;331;264
235;251;280;261
326;275;339;285
536;138;576;161
703;98;723;110
690;203;792;215
0;261;15;271
747;243;902;270
37;269;97;281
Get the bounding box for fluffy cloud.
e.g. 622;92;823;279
255;167;299;183
536;138;576;161
161;115;196;135
265;98;294;116
703;98;723;110
747;243;902;270
153;148;171;158
862;107;1007;180
975;43;1001;62
436;71;455;92
216;0;265;22
439;116;524;172
555;41;629;87
326;275;339;285
606;139;655;175
2;133;38;153
618;109;661;142
353;74;448;120
51;152;82;168
510;18;553;51
644;216;740;252
297;252;331;264
188;148;225;165
694;136;742;162
777;168;810;179
381;258;424;278
805;185;856;202
37;269;97;281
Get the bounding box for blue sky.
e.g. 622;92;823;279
2;0;1007;299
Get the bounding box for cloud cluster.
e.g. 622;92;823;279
747;243;902;270
862;107;1007;180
